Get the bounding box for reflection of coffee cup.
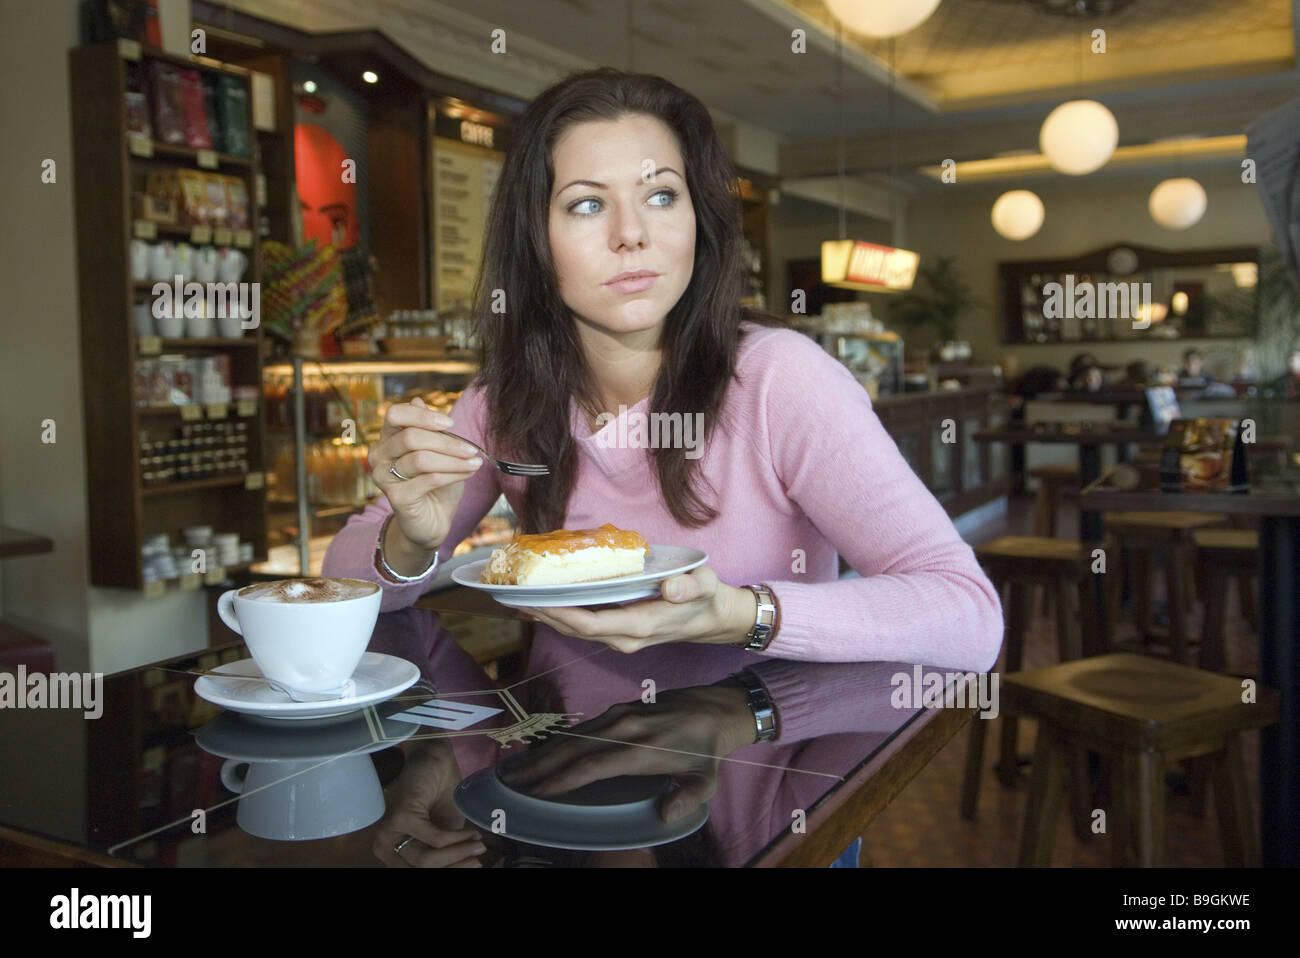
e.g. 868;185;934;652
220;755;384;841
216;578;381;695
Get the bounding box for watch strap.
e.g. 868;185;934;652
739;584;777;651
731;669;778;743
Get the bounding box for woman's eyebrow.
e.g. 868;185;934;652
555;167;683;195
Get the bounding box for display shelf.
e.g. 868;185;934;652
70;40;268;589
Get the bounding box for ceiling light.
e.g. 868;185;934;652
302;80;317;93
362;71;379;84
823;0;943;38
1039;99;1118;175
1171;291;1189;315
1231;262;1258;288
1148;177;1207;230
990;190;1045;241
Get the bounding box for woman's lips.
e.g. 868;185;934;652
605;273;659;294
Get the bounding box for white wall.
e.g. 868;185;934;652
1;1;210;675
904;167;1273;377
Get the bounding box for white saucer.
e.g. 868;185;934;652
454;767;709;851
194;653;421;721
451;545;708;608
194;706;417;761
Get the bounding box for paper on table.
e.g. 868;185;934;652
389;697;504;730
1246;97;1300;294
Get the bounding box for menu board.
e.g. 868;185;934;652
432;136;503;312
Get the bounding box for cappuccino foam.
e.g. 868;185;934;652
238;577;378;603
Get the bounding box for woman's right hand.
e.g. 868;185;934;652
370;396;483;554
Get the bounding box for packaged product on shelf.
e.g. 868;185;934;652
178;69;212;149
148;61;187;145
134;360;153;407
200;74;224;152
224;175;250;231
124;60;152;139
169;358;195;405
149;361;172;406
175;169;209;226
215;76;251;157
204;173;229;229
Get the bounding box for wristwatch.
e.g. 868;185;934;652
730;669;778;743
375;513;440;584
737;584;778;652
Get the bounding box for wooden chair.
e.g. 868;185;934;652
1103;511;1226;664
1029;464;1079;538
1193;529;1258;673
961;536;1090;834
1005;653;1278;867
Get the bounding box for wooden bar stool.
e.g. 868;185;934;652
1006;653;1278;867
1029;464;1079;538
961;536;1090;833
1193;528;1258;673
1103;511;1226;665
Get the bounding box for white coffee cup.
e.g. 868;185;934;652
216;578;381;695
217;247;248;283
130;239;150;280
187;311;214;338
194;246;218;283
133;302;153;338
218;314;245;338
174;243;195;283
156;311;184;338
220;755;384;841
149;242;176;282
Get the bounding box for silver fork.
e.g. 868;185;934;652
445;431;550;477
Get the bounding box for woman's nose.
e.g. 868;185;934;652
608;203;647;251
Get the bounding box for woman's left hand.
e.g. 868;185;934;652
517;567;757;653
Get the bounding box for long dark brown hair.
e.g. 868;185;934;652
473;68;754;534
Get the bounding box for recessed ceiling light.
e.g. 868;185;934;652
303;80;317;93
362;71;378;84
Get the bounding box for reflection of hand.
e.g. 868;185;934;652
373;740;486;868
496;683;757;823
519;568;758;653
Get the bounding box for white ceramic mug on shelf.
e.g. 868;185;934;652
194;246;218;283
215;578;381;695
217;247;248;283
130;240;150;280
148;242;176;282
133;303;153;338
174;243;195;283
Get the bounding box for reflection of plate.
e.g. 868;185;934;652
194;705;416;761
194;653;421;721
451;545;708;608
454;767;708;851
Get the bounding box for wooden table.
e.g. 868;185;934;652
1080;482;1300;867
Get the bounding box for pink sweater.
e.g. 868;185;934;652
326;322;1001;669
326;323;1003;863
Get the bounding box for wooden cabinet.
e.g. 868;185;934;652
69;42;268;589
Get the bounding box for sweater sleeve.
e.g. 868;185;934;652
744;331;1003;672
320;385;502;613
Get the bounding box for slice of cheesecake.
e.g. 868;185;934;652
482;523;649;586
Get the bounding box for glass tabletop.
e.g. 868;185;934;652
0;607;980;868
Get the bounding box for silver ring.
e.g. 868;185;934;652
393;836;417;856
389;464;411;481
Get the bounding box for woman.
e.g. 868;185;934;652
326;68;1001;868
326;66;1001;668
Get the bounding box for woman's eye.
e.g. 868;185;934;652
648;189;677;207
570;198;602;215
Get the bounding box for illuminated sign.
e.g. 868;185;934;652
459;120;494;148
821;239;920;292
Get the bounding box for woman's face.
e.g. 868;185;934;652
548;114;696;340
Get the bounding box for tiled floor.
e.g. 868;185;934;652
859;494;1262;868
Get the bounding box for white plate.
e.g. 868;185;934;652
454;767;709;851
193;653;422;722
450;545;708;608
